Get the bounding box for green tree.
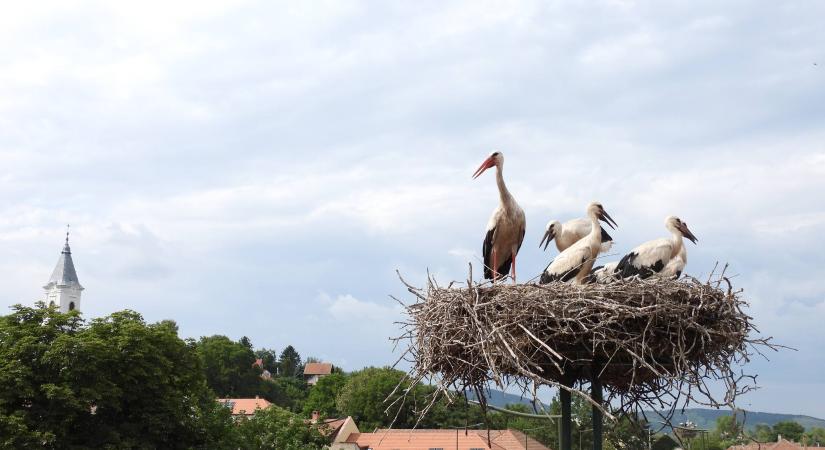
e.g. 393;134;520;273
195;335;261;397
804;427;825;446
302;372;349;418
279;345;302;378
236;405;328;450
772;421;805;442
0;304;236;449
335;367;432;431
754;424;774;442
255;348;279;374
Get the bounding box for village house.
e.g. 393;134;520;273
303;362;334;385
216;396;272;419
329;428;552;450
729;437;824;450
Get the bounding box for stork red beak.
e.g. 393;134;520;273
539;229;555;251
472;156;496;179
680;222;698;244
598;209;618;230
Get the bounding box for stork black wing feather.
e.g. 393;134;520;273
482;227;495;280
600;226;613;243
617;252;664;279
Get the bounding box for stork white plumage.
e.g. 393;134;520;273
540;202;617;285
473;151;526;282
590;261;619;283
540;218;614;253
659;244;687;279
616;216;697;279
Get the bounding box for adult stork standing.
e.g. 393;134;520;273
540;218;614;253
473;151;526;282
540;202;617;284
616;216;697;279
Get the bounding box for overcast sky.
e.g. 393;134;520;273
1;0;824;418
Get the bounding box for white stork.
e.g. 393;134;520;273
540;202;617;284
589;261;619;283
473;151;526;282
659;243;687;279
540;218;614;253
616;216;697;279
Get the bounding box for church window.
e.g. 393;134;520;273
69;302;75;311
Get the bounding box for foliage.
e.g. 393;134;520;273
264;376;308;413
255;348;279;374
805;427;825;446
236;405;328;450
752;420;806;443
195;335;261;398
335;366;433;431
279;345;302;378
0;304;236;450
773;421;805;442
302;372;349;419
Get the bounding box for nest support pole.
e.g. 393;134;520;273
592;368;604;450
560;374;574;450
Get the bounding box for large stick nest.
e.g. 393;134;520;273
393;265;780;422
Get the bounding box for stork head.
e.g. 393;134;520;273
472;151;503;179
588;202;617;229
665;216;698;244
539;220;561;251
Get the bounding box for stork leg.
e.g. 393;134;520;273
511;253;517;283
492;249;499;282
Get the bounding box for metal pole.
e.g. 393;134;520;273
561;376;574;450
592;375;603;450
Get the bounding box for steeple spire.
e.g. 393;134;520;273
44;227;84;313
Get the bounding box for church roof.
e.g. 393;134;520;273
45;238;83;290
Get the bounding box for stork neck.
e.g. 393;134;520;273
588;213;601;243
495;166;513;206
670;230;684;256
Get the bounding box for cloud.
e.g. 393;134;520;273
1;0;824;417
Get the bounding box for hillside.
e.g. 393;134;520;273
646;409;825;432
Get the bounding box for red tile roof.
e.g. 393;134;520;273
303;362;333;375
216;397;272;416
729;438;815;450
344;428;550;450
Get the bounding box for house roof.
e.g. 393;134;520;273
344;428;550;450
216;397;272;416
728;438;811;450
304;362;333;375
44;238;83;290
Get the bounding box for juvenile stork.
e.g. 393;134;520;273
659;243;687;279
589;261;619;283
540;202;617;284
473;151;526;282
540;218;614;253
616;216;697;279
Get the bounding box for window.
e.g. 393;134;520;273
68;302;75;311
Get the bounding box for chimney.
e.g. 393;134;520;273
311;410;320;423
255;395;259;399
778;435;782;443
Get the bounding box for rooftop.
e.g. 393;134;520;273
216;397;272;416
304;362;333;376
344;428;550;450
44;235;83;290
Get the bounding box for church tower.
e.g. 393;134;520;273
44;229;84;313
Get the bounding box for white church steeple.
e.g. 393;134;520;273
44;226;84;313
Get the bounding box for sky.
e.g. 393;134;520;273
1;0;824;418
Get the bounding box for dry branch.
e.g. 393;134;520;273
392;265;781;425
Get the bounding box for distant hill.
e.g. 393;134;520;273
645;409;825;432
465;389;549;411
466;390;825;433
